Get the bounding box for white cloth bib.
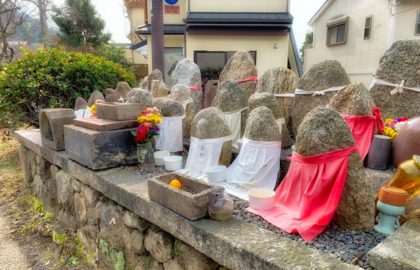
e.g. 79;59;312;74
225;138;281;200
220;107;247;148
74;108;91;119
156;116;184;152
185;136;231;175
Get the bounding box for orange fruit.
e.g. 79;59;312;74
169;179;182;189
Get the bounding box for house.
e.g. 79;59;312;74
124;0;302;82
304;0;420;87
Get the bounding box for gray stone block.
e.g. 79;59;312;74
148;173;223;221
96;102;141;121
367;217;420;270
39;108;75;150
64;125;137;170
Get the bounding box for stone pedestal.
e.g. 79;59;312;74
39;108;75;151
96;102;141;121
64;125;137;170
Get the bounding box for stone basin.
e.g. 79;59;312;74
96;102;141;121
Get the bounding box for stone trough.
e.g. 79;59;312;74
148;172;223;221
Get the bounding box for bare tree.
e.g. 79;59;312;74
23;0;50;45
0;0;25;62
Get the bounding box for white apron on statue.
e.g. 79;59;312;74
224;138;281;200
220;107;247;148
156;116;184;152
185;136;231;175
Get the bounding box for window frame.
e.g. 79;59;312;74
364;16;373;40
326;17;349;46
415;10;420;36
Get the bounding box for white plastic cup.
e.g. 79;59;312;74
205;165;227;183
164;156;183;171
248;188;275;211
154;151;170;166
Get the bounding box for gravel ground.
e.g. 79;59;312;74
232;197;386;269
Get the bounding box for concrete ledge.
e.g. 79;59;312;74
367;217;420;270
15;130;358;270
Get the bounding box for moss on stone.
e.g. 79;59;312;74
99;239;125;270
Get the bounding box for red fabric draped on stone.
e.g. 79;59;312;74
189;85;201;91
247;145;358;241
236;76;259;84
343;106;384;160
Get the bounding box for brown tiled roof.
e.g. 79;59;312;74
124;0;145;8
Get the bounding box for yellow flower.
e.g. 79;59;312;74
89;104;96;113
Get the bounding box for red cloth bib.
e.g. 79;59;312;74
247;145;358;241
342;107;384;160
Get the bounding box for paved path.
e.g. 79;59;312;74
0;211;31;270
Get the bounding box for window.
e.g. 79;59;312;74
326;17;349;46
364;16;372;39
194;51;257;79
416;11;420;35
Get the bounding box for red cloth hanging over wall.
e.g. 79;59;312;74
247;145;358;241
342;107;384;160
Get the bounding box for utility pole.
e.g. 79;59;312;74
151;0;164;73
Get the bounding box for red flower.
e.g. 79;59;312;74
143;122;152;128
134;125;148;143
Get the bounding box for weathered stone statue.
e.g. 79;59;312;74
212;80;248;146
190;107;232;166
291;60;350;137
170;84;198;138
296;106;375;229
219;51;258;99
151;80;169;98
248;92;293;148
370;40;420;119
256;67;297;139
88;90;105;106
105;88;122;103
126;89;153;112
170;59;203;110
116;81;131;99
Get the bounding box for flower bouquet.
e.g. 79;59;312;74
132;107;162;170
383;117;409;140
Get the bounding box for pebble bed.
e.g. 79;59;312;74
232;197;386;269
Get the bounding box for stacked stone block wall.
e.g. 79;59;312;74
19;145;223;270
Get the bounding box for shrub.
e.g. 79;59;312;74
96;44;132;70
0;47;136;127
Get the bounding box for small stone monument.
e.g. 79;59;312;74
248;92;293;147
190;107;232;166
153;98;185;153
147;70;164;91
153;98;185;117
296;106;375;229
219;51;258;99
151;80;169;98
105;88;122;103
126;89;153;111
330;83;375;116
74;97;88;111
139;76;148;89
256;67;297;134
244;106;281;142
170;59;203;110
170;84;198;138
87;90;105;106
291;60;350;136
370;40;420;119
212;80;248;144
116;81;131;99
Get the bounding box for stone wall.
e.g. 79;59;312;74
19;145;221;270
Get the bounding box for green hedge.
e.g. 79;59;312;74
0;47;136;127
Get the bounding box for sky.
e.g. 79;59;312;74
48;0;325;49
